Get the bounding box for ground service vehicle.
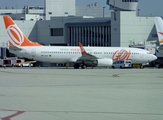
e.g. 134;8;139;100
112;60;132;68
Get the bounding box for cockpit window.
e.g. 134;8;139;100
147;51;151;54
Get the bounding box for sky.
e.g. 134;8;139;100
0;0;108;8
137;0;163;17
0;0;110;14
0;0;163;16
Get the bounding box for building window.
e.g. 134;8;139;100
114;28;117;31
50;28;63;36
48;12;52;14
122;0;138;2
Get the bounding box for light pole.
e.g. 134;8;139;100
114;0;116;20
138;9;140;16
103;7;106;18
114;0;115;11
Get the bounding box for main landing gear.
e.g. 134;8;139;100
74;64;80;69
74;63;87;69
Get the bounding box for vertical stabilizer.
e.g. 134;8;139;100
3;16;43;47
154;17;163;45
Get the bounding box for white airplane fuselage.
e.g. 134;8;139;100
10;46;157;64
3;15;157;68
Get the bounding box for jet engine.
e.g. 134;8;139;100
95;58;113;67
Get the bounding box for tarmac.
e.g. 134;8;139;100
0;67;163;120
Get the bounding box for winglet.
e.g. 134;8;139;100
3;15;43;47
78;42;87;54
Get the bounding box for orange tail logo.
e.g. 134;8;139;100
3;16;42;47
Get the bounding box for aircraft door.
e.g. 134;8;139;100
140;52;144;58
31;49;36;58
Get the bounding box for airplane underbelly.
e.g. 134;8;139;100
10;50;27;58
132;57;148;64
35;55;70;63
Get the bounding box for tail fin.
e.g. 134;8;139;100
3;16;43;47
154;17;163;45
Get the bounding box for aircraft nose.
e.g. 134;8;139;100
152;55;157;61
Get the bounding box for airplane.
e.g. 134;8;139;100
154;17;163;54
3;15;157;69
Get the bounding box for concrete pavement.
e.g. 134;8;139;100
0;68;162;120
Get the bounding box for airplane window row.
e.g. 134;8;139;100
147;52;152;54
41;51;81;54
104;52;139;55
41;51;139;55
94;52;102;54
41;51;100;54
122;0;138;2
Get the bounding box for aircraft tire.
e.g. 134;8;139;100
81;64;87;69
74;64;80;69
140;65;144;69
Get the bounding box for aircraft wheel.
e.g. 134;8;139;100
81;64;87;69
140;65;144;69
74;64;80;69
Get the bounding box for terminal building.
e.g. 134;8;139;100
0;0;160;66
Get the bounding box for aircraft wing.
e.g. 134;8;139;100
72;42;113;67
77;42;98;61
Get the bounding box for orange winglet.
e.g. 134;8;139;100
78;42;87;55
3;16;43;47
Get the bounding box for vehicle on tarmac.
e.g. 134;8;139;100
14;61;36;67
112;60;132;69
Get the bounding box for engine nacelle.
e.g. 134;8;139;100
96;58;113;67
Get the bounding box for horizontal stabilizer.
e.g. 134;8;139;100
9;46;22;51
